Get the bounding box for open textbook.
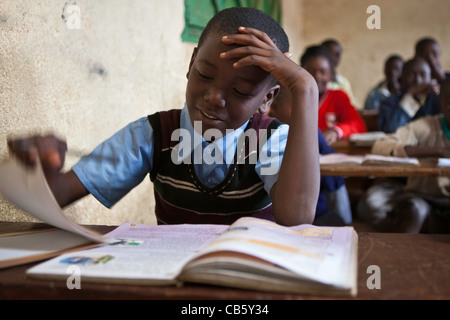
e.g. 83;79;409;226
27;218;358;297
0;157;106;269
320;153;420;167
1;156;358;296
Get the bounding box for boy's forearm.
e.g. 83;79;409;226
47;170;89;208
272;73;320;226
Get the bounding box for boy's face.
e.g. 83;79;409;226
185;34;277;136
303;56;331;96
385;59;403;86
401;60;431;93
418;42;441;65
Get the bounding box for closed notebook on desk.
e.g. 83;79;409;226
27;217;358;297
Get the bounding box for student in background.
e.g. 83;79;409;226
269;85;352;226
7;7;320;227
357;77;450;234
378;57;440;134
415;37;449;84
300;45;366;145
321;39;356;106
364;55;404;111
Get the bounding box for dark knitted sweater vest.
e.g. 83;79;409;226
148;109;281;225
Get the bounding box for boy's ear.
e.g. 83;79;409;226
259;85;280;114
186;47;199;79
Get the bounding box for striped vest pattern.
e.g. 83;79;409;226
148;109;281;225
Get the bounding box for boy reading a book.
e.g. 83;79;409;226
357;77;450;233
7;8;320;227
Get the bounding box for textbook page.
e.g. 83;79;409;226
27;223;228;283
190;217;355;289
0;157;105;243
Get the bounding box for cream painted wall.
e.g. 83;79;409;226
301;0;450;109
0;0;195;225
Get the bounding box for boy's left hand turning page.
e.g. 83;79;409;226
0;156;106;243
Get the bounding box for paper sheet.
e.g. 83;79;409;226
0;157;105;243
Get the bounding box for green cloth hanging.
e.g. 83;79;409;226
181;0;281;43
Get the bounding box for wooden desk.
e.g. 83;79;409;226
1;222;449;300
321;163;450;177
330;139;372;156
359;110;379;132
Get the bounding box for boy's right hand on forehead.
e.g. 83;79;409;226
220;27;305;91
7;135;67;172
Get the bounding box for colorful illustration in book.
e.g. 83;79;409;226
60;255;114;265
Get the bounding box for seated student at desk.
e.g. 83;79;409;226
269;86;352;226
357;77;450;234
300;45;366;145
378;56;440;134
7;8;320;227
364;54;403;111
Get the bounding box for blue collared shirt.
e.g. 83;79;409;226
73;105;289;208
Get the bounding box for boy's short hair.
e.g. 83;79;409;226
300;45;333;67
402;57;430;76
385;54;403;65
321;39;341;48
198;7;289;54
415;37;438;55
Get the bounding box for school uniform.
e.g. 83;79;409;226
315;131;352;226
373;114;450;196
72;105;289;225
377;91;440;134
318;89;367;139
327;73;356;106
364;81;394;111
358;114;450;233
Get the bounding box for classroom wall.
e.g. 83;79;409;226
0;0;448;226
0;0;194;225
